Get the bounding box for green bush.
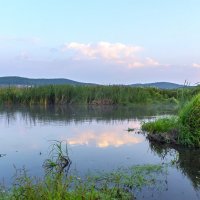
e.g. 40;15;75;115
179;94;200;147
142;94;200;147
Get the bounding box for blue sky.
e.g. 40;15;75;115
0;0;200;84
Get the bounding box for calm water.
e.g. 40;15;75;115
0;105;200;199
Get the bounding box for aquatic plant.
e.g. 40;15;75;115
127;128;135;132
43;141;71;175
0;84;198;105
0;140;167;200
0;164;166;200
142;117;178;134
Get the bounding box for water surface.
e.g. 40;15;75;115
0;105;199;199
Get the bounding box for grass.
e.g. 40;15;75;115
0;141;167;200
0;84;199;105
43;141;71;175
142;93;200;147
178;94;200;147
0;164;166;200
127;128;135;132
142;117;178;134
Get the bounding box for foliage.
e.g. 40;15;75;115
142;93;200;147
0;165;166;200
0;76;82;86
178;94;200;147
142;117;178;134
0;140;166;200
0;85;198;106
43;141;71;175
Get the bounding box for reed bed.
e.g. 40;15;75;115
0;85;198;105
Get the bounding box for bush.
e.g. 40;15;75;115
142;94;200;147
179;94;200;147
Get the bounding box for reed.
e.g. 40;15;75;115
0;85;198;105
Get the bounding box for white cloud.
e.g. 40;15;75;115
62;42;160;68
193;63;200;68
128;57;160;68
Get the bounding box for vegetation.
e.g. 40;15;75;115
148;141;200;190
0;104;178;125
0;76;185;89
179;94;200;147
0;141;166;200
142;94;200;147
0;84;199;105
43;141;71;175
0;164;166;200
0;76;85;86
127;127;135;132
142;117;178;134
131;82;184;89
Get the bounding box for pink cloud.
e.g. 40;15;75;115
193;63;200;68
62;42;160;68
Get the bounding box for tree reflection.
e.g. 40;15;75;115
0;104;177;125
149;141;200;190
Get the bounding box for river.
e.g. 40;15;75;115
0;104;199;199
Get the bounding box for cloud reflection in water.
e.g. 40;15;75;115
67;121;144;148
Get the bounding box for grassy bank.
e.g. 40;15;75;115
0;85;199;105
142;94;200;147
0;164;166;200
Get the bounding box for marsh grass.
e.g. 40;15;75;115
43;141;71;175
0;164;166;200
142;93;200;147
142;117;179;134
0;141;167;200
0;85;198;105
178;94;200;147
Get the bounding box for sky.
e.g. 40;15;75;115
0;0;200;85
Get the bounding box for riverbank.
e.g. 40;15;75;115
0;85;199;105
142;94;200;147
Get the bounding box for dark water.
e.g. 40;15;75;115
0;105;200;199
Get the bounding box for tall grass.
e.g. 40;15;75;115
142;93;200;147
142;117;179;134
0;85;198;105
178;94;200;147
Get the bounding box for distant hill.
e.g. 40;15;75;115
0;76;185;89
130;82;185;89
0;76;93;86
